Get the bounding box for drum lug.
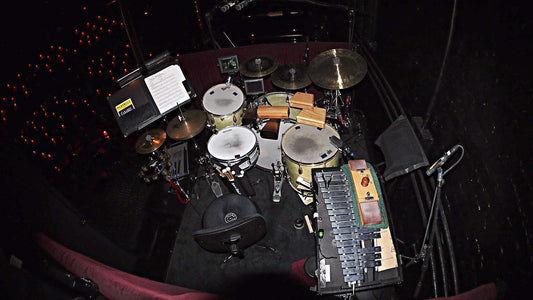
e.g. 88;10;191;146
233;115;237;124
298;162;302;175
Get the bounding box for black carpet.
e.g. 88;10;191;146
165;166;317;297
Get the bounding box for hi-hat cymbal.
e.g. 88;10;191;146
135;128;166;154
166;109;207;140
271;63;312;90
240;56;279;78
308;49;367;90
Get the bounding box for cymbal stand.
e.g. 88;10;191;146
324;89;352;129
176;105;201;151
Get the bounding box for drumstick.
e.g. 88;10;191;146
225;171;234;180
216;167;225;177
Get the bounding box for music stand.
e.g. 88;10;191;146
107;53;196;137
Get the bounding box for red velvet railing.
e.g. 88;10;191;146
36;233;219;300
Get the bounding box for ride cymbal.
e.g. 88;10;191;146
240;56;279;78
135;128;166;154
308;49;367;90
271;63;312;90
166;109;207;140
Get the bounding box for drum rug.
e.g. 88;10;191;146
165;167;318;298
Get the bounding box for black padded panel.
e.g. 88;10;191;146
193;215;266;253
202;193;259;229
375;115;429;181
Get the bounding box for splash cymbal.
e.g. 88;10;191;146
135;128;166;154
308;49;367;90
166;109;207;140
240;56;279;78
271;63;312;90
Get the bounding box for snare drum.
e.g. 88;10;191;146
202;83;245;130
281;123;341;191
253;119;294;171
256;92;301;120
207;126;259;172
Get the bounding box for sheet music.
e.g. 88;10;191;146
144;65;190;114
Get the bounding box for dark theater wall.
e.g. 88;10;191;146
374;0;532;297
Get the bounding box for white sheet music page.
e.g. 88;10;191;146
144;65;189;114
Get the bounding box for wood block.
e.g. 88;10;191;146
348;159;367;171
260;119;280;140
289;92;314;110
296;107;326;128
359;201;382;225
257;106;289;119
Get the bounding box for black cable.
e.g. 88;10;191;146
359;40;406;117
429;176;459;295
443;145;464;176
367;68;394;122
368;65;399;117
422;0;458;129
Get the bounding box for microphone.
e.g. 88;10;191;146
426;145;460;176
235;1;247;11
302;36;310;65
220;1;237;13
329;136;354;158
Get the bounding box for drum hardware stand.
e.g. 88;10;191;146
323;90;353;130
197;155;224;198
174;105;201;151
271;162;284;202
166;173;189;204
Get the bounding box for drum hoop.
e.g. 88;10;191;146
259;91;294;99
202;84;244;116
207;126;259;163
210;140;259;165
201;100;245;117
255;118;295;128
281;150;340;167
280;123;340;164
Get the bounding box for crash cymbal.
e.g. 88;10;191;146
271;63;312;90
308;49;367;90
135;128;166;154
166;109;207;140
240;56;279;78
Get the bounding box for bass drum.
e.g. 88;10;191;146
202;83;245;130
281;123;341;191
207;126;259;172
252;119;294;171
256;92;301;121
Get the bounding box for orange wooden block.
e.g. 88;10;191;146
289;92;314;110
296;107;326;128
257;106;289;119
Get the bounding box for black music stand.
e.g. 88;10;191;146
107;53;195;137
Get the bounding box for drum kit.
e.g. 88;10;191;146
134;48;368;204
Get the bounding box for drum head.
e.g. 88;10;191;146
208;126;257;160
257;92;301;120
253;120;294;170
202;84;244;115
281;124;340;164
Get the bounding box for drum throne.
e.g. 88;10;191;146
193;193;267;258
